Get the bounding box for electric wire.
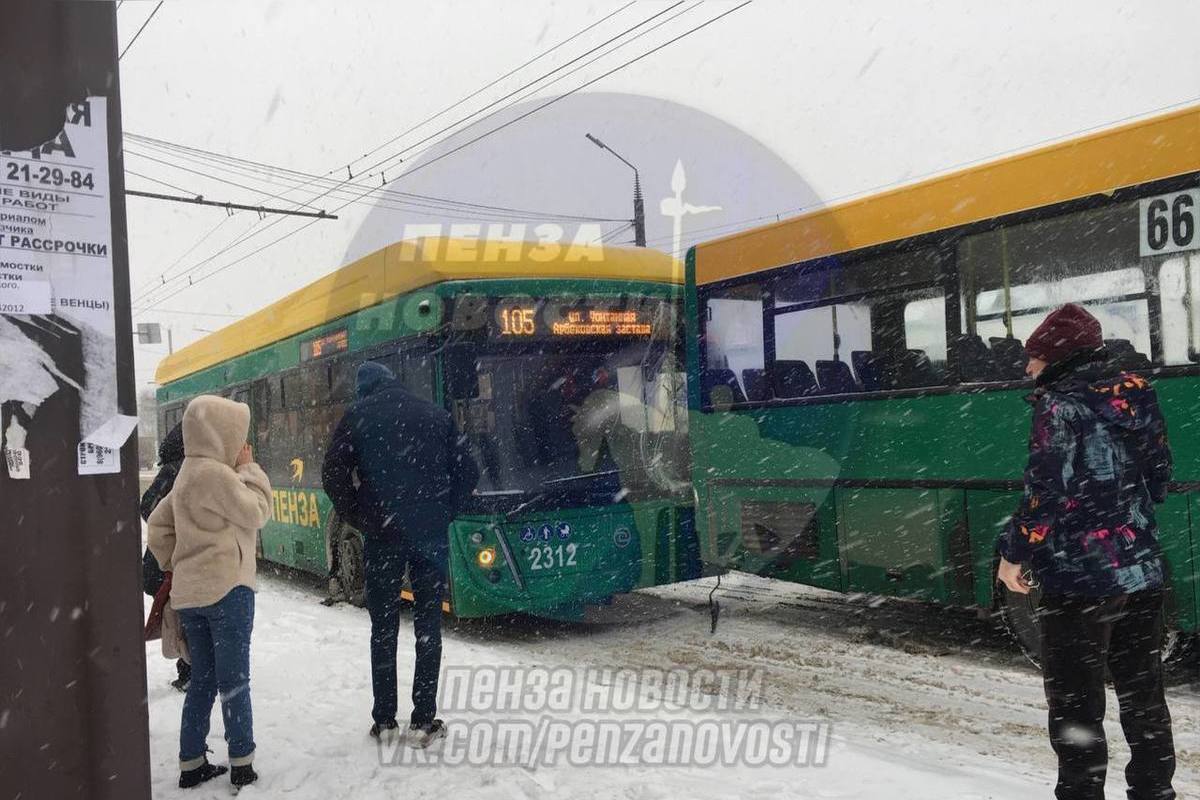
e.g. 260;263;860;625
132;6;661;305
119;0;163;60
339;1;637;175
137;3;752;310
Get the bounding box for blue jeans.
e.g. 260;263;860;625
178;586;255;767
363;537;444;726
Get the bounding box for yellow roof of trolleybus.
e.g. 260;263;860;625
693;104;1200;285
155;238;681;385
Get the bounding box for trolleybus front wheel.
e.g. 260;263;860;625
327;514;366;608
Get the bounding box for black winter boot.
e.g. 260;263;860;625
407;719;446;749
179;759;227;788
369;718;399;739
230;764;258;789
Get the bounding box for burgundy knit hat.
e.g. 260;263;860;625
1024;303;1103;364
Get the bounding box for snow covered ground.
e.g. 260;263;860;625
144;571;1199;799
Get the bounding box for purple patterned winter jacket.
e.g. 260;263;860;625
998;352;1173;596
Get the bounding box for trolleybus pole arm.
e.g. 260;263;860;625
125;189;339;220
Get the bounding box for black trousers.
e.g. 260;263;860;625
1040;589;1175;800
363;537;445;726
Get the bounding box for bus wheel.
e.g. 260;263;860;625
328;517;366;608
997;578;1043;668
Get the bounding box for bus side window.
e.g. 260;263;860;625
330;359;355;401
400;350;434;401
1157;255;1200;365
957;199;1152;375
769;248;945;394
701;283;764;406
250;380;270;454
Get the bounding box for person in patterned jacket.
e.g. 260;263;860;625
997;303;1175;800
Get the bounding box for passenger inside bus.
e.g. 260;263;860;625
462;346;688;499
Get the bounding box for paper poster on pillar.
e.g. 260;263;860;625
0;97;124;475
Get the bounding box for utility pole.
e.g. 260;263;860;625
585;132;646;247
0;3;151;798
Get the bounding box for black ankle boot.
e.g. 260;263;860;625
369;718;398;739
231;764;258;788
179;759;227;789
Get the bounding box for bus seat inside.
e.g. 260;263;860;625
815;359;859;395
1104;338;1152;371
851;350;884;391
771;359;818;399
742;368;772;402
953;334;996;382
988;337;1027;380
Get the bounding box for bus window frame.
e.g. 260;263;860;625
695;171;1200;412
325;335;441;405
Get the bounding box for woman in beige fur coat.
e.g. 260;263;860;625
148;395;271;790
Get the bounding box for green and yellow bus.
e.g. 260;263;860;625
686;105;1200;656
156;237;698;619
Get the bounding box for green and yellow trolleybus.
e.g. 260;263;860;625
156;237;698;619
686;105;1200;656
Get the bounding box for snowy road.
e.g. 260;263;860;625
145;571;1199;799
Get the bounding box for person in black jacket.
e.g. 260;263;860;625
321;362;479;746
997;304;1175;800
140;421;191;691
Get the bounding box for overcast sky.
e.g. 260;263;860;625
116;0;1200;385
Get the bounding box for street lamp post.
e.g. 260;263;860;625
585;133;646;247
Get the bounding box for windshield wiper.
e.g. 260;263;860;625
505;491;548;520
540;470;621;488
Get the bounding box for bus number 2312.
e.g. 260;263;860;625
527;543;578;571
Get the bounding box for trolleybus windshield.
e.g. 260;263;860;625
456;336;688;502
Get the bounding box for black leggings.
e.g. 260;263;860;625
1040;589;1175;800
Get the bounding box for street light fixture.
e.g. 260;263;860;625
585;133;646;247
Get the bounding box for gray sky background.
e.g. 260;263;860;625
116;0;1200;384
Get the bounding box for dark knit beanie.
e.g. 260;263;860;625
355;361;395;399
1024;303;1103;364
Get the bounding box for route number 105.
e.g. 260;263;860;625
499;307;537;336
1140;189;1199;257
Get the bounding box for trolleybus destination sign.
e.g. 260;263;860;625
491;297;671;340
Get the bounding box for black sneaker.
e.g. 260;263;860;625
369;719;399;739
179;759;228;789
169;676;189;693
230;764;258;789
406;719;446;749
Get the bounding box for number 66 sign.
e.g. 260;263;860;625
1140;189;1198;257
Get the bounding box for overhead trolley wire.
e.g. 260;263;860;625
338;1;638;176
138;3;753;311
119;0;163;60
124;137;629;223
132;6;658;306
124;167;202;198
134;4;687;307
334;2;691;186
379;1;750;184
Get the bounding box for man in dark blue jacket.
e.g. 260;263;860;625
997;304;1175;800
322;362;479;746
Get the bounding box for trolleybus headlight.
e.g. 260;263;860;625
469;530;485;545
476;547;497;568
